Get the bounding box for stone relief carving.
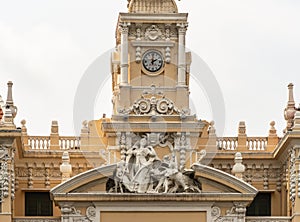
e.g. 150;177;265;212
145;25;163;41
118;87;190;118
86;206;96;222
0;145;8;159
211;204;247;222
132;95;176;115
0;161;9;200
0;145;10;202
106;134;202;194
13;219;60;222
61;205;91;222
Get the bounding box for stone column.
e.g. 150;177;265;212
119;22;130;86
177;23;188;86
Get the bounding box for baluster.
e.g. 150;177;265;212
256;139;259;150
60;139;63;149
28;139;32;149
36;139;40;149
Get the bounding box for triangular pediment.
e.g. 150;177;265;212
51;164;257;196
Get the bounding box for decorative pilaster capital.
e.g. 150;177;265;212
233;202;247;215
177;22;188;34
119;22;131;34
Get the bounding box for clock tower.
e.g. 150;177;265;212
111;0;191;115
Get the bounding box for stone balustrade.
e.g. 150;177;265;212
24;135;277;152
247;137;268;150
217;136;275;151
246;217;291;222
59;136;81;150
13;217;61;222
25;136;80;150
28;136;50;150
217;137;238;150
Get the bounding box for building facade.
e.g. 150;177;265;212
0;0;300;222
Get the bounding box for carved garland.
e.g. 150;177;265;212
289;146;296;207
0;146;9;202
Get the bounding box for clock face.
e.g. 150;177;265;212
142;50;164;73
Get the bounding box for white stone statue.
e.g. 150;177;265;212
106;135;202;194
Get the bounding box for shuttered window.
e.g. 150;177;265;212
25;192;53;216
246;192;271;216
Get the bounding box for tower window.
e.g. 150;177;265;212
246;192;271;216
25;192;53;216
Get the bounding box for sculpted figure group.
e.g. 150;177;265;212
106;135;202;194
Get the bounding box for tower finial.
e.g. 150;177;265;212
288;83;295;107
284;83;297;132
6;81;14;106
5;81;17;119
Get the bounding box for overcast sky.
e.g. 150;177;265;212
0;0;300;136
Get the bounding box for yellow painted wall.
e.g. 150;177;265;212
100;211;206;222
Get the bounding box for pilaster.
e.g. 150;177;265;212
177;23;188;86
119;22;130;86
